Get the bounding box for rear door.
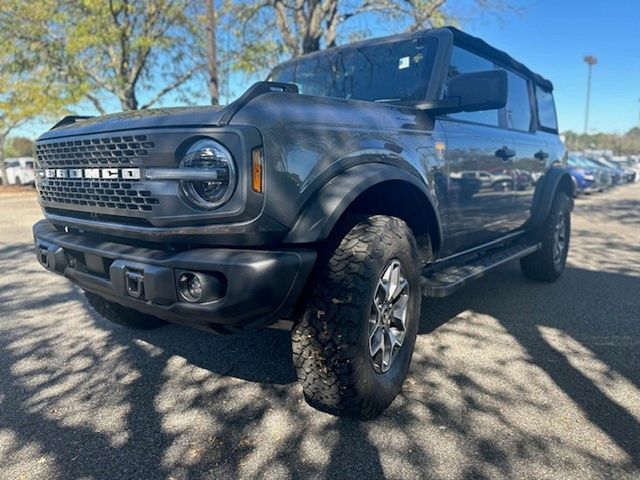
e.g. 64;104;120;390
501;69;542;228
439;46;517;253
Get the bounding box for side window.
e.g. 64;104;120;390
535;86;558;132
446;46;499;127
504;71;532;132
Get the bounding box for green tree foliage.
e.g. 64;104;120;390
563;128;640;155
5;137;35;158
0;58;80;184
2;0;204;113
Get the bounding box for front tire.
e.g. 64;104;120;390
520;192;571;282
292;215;422;419
84;291;164;329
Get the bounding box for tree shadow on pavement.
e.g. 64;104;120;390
1;229;640;479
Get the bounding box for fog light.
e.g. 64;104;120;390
178;272;203;303
176;271;227;304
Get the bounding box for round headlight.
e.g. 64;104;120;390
180;139;236;209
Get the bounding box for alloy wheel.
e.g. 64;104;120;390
368;259;410;373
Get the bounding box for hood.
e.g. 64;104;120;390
37;81;301;141
38;105;228;141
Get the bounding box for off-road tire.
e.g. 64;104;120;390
84;291;164;329
292;215;422;419
520;192;571;282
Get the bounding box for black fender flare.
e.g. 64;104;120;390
282;162;443;247
526;167;575;229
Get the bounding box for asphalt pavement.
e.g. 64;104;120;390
0;184;639;480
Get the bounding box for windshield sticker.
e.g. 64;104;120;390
399;56;410;70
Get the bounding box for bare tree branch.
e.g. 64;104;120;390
139;64;200;110
85;93;108;115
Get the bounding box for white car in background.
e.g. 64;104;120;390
3;157;35;186
610;156;640;182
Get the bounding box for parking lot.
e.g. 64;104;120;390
0;185;638;480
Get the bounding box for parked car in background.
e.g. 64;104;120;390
580;156;614;189
609;157;639;182
567;153;600;194
3;158;35;186
588;156;626;185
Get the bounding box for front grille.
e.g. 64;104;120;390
34;134;154;168
39;178;158;211
35;133;160;216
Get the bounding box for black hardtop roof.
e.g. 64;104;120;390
271;26;553;92
446;27;553;91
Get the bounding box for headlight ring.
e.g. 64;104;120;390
179;138;236;210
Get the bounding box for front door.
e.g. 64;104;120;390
440;119;517;253
437;45;517;254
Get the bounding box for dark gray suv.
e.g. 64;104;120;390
33;27;572;419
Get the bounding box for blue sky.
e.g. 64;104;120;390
462;0;640;134
15;0;640;139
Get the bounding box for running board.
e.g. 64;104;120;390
421;241;541;298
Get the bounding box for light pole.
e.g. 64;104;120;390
583;55;597;133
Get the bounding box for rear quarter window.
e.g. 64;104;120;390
535;86;558;132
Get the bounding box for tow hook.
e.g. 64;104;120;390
125;269;144;299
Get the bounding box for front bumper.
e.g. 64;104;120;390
33;220;316;332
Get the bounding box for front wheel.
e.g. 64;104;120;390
292;215;422;419
520;192;571;282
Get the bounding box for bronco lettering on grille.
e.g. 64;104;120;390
43;168;141;180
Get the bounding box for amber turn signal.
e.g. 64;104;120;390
252;147;264;193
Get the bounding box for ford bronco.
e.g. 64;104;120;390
33;27;572;419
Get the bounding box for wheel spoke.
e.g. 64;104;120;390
381;330;392;369
370;328;384;358
387;263;401;301
390;278;408;303
392;294;408;323
388;327;405;349
375;279;389;306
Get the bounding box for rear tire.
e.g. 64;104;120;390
84;291;164;330
292;215;422;419
520;192;571;282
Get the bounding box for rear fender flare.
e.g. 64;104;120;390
527;168;574;229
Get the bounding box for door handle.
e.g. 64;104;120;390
534;150;549;161
495;146;516;160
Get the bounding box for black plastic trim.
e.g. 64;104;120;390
33;220;316;330
526;168;574;229
283;162;443;248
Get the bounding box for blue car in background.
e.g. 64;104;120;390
568;154;601;195
569;154;613;190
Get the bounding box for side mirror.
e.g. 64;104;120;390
415;70;508;114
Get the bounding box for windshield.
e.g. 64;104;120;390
269;36;437;103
